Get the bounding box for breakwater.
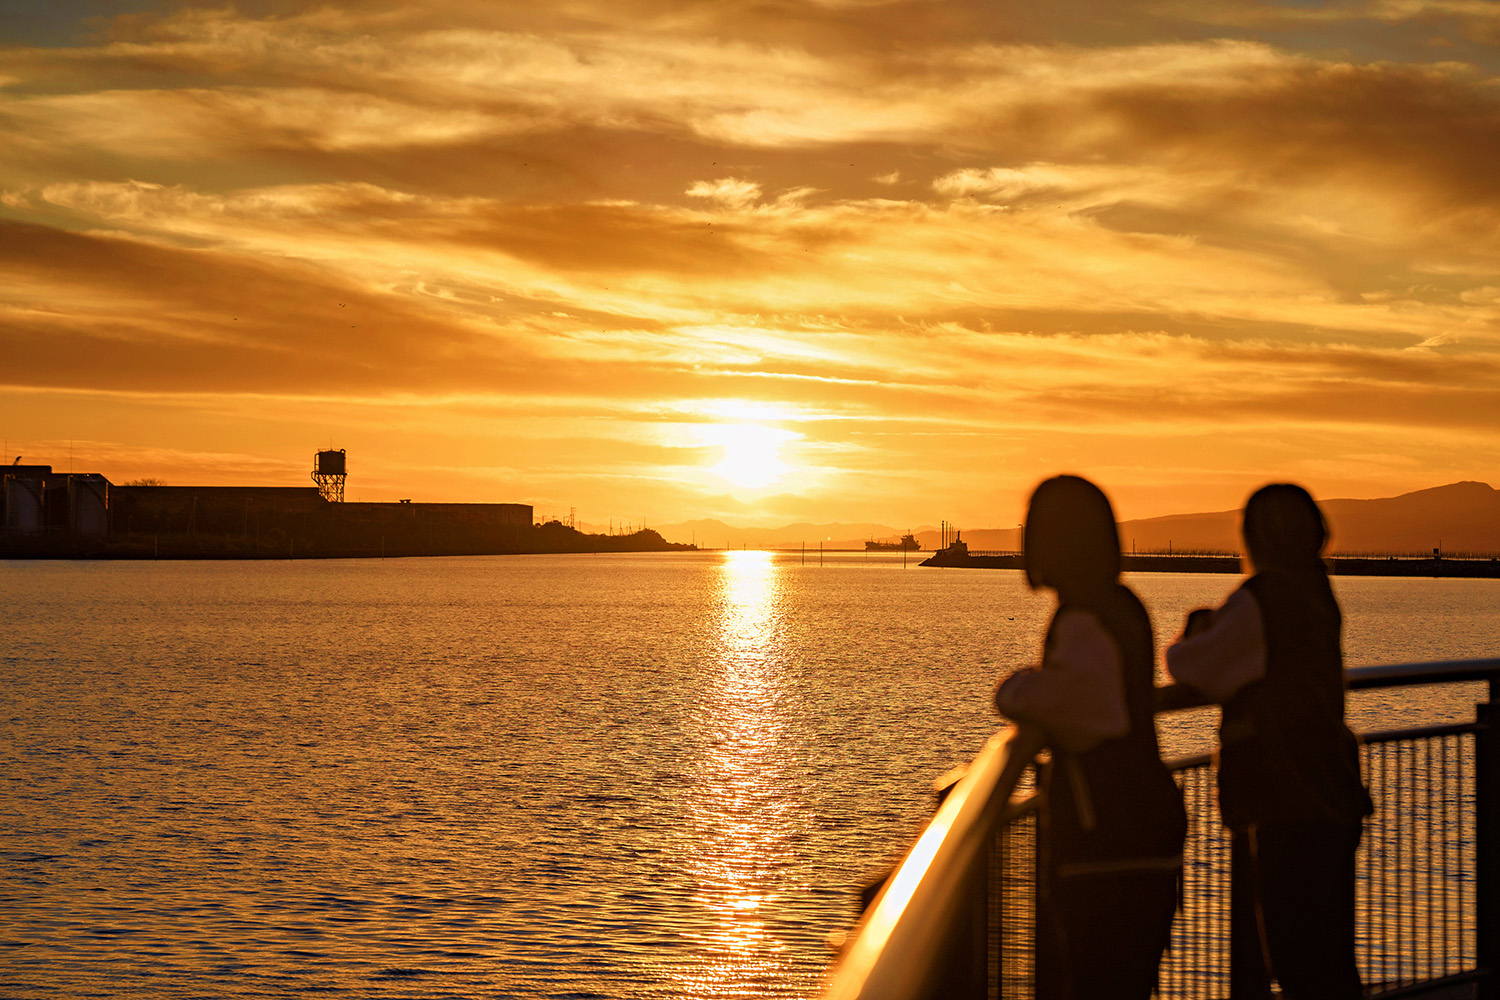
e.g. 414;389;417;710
920;549;1500;578
0;521;693;559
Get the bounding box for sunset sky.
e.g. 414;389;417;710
3;0;1498;529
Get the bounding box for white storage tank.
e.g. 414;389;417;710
70;475;109;537
4;478;43;534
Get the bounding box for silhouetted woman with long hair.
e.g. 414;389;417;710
994;475;1185;1000
1167;483;1371;1000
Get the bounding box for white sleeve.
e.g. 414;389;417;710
1165;587;1267;703
993;609;1129;753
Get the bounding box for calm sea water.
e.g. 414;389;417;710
3;553;1497;999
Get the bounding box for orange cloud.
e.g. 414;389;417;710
3;2;1499;523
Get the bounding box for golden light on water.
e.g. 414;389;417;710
673;550;804;997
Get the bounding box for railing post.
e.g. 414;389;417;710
1478;680;1500;1000
960;840;991;998
1034;811;1060;1000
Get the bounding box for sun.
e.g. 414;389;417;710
708;423;793;490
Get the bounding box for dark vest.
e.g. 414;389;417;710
1043;584;1186;867
1217;569;1373;830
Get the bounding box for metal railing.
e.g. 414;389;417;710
824;658;1500;1000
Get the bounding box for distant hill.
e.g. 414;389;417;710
655;518;939;550
1118;482;1500;556
660;482;1500;557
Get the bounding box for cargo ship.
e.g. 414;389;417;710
865;533;921;552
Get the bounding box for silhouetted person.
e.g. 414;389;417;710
1167;483;1372;1000
994;475;1186;1000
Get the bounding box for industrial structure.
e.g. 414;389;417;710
1;451;540;558
2;463;111;538
311;449;347;503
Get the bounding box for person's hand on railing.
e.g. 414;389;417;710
1154;682;1213;713
990;667;1033;718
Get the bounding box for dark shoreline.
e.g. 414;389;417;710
0;527;696;561
920;550;1500;578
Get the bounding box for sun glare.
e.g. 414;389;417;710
707;423;793;490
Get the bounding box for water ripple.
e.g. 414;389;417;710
1;555;1494;998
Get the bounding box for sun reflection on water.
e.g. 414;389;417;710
671;550;811;999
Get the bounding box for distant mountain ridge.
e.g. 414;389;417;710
1120;481;1500;556
655;483;1500;556
652;518;938;551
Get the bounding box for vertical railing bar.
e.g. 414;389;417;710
1461;731;1470;970
1381;738;1387;982
1209;768;1216;998
1416;737;1423;984
1200;773;1212;995
1429;735;1435;978
1378;740;1386;985
1456;733;1463;972
1373;739;1380;981
1392;740;1404;989
1452;731;1458;973
1410;739;1417;987
1205;769;1211;1000
1435;735;1442;978
1187;769;1194;1000
1365;740;1373;985
1481;690;1497;1000
1380;739;1389;986
1189;769;1196;1000
1422;740;1434;983
1470;729;1477;971
989;824;998;1000
1369;740;1377;984
1449;732;1456;972
1204;771;1209;998
1422;737;1429;980
997;820;1005;1000
1423;735;1431;983
1441;733;1449;976
1175;773;1181;1000
1391;739;1398;985
1479;685;1499;1000
1452;731;1459;974
1375;740;1383;985
1465;727;1471;972
1390;738;1397;986
1361;740;1370;981
1390;738;1397;987
1428;736;1436;979
1461;728;1467;972
1406;739;1413;987
1207;768;1215;999
1449;732;1457;975
1369;739;1376;985
1411;738;1417;986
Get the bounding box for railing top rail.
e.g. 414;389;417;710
1156;657;1500;712
821;726;1044;1000
1345;657;1500;689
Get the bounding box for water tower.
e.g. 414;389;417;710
312;449;346;502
